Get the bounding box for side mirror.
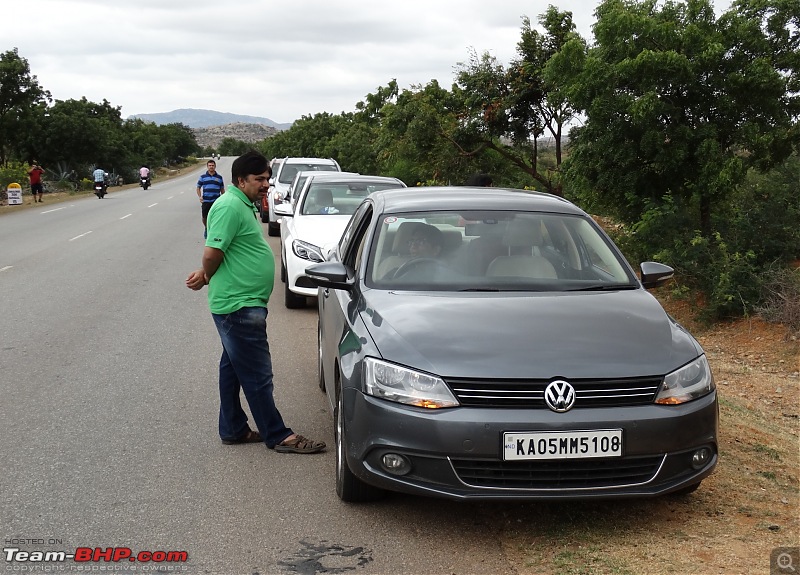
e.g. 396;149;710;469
274;203;293;217
640;261;674;289
305;262;355;292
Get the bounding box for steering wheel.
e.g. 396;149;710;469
391;258;443;279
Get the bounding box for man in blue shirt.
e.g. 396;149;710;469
196;159;225;237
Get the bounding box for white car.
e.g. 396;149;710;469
275;174;406;308
264;157;341;236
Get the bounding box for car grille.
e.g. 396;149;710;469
445;376;661;408
451;455;664;489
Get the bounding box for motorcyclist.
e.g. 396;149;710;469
139;165;151;186
93;167;107;192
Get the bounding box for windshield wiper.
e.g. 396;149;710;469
568;283;637;292
458;287;500;292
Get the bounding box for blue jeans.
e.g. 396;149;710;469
212;307;293;448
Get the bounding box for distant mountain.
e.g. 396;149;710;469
193;123;278;149
128;108;293;130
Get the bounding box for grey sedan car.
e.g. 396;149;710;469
306;187;718;502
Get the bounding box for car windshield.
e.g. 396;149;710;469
301;182;403;215
279;163;337;184
366;210;636;292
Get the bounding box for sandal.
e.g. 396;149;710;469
273;434;326;454
221;429;262;445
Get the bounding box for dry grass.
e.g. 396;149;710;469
490;293;799;575
0;162;204;212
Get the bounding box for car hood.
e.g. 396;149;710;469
359;290;702;379
292;215;352;253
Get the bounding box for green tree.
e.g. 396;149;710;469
38;97;128;176
564;0;798;317
453;7;584;194
218;137;251;156
0;48;51;165
123;118;167;168
564;0;797;236
159;122;198;162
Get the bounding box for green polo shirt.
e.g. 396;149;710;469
205;185;274;314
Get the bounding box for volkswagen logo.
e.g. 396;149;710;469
544;380;576;412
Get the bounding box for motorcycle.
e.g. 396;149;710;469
94;181;107;199
139;176;150;190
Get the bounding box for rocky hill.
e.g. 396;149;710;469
192;122;279;149
129;108;292;130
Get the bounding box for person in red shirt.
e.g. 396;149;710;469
28;162;45;203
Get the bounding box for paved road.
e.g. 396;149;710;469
0;161;516;575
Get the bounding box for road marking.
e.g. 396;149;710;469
120;214;132;220
167;196;174;200
0;266;12;272
69;231;93;241
41;207;66;214
148;203;158;208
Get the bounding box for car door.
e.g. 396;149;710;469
319;201;375;410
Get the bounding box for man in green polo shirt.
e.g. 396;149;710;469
186;150;325;454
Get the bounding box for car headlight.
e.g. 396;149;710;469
655;355;715;405
292;240;325;263
272;190;284;203
363;357;459;409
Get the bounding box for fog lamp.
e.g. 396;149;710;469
381;453;412;476
691;447;712;469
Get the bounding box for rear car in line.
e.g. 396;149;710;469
263;157;341;235
275;173;406;309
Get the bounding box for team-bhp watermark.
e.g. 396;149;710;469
4;547;188;564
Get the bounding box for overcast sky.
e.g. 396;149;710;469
8;0;733;124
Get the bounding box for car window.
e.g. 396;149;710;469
366;211;636;291
290;175;311;202
341;203;374;271
300;181;403;216
279;163;338;185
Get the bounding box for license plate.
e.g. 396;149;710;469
503;430;623;460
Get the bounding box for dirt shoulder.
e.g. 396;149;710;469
489;293;799;575
0;162;204;212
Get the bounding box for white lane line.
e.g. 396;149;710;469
69;231;93;242
0;266;12;272
42;207;66;214
167;196;174;200
148;203;158;208
120;214;132;220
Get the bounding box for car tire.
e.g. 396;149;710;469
280;257;287;283
284;281;306;309
268;222;280;236
335;388;384;503
317;321;326;392
260;210;269;223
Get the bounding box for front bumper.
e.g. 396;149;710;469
342;387;718;500
285;249;320;298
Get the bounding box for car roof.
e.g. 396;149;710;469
281;157;338;165
305;174;404;185
295;170;360;179
368;187;584;215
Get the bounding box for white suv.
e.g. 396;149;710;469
265;157;341;236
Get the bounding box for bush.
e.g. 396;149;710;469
0;162;29;191
756;266;800;338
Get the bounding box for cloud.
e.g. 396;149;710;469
8;0;733;124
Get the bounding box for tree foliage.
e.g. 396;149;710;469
1;3;797;320
0;48;50;165
450;7;584;195
0;47;199;180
